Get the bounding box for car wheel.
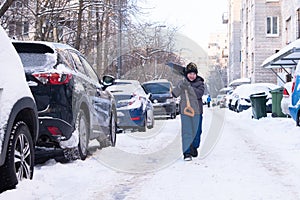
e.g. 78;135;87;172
110;111;117;147
147;115;154;129
235;102;239;113
77;110;89;160
0;121;34;192
170;112;177;119
138;114;147;132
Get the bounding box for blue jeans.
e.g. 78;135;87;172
180;114;203;154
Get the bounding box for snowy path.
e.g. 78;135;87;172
102;108;300;200
1;107;300;200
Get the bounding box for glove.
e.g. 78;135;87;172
178;80;190;90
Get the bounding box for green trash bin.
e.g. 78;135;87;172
269;87;285;117
250;92;267;119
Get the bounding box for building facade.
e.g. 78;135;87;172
240;0;280;84
281;0;300;45
229;0;300;85
227;0;242;84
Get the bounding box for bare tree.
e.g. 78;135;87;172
0;0;15;18
0;0;179;80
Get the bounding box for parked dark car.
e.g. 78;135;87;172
0;26;38;192
13;41;117;161
108;83;154;132
142;79;177;119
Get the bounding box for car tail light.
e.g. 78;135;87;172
291;75;296;93
291;81;295;93
131;117;141;121
283;88;289;96
47;126;63;136
33;73;72;85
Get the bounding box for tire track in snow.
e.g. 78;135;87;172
226;112;300;199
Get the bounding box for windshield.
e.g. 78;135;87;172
143;83;170;94
114;94;132;108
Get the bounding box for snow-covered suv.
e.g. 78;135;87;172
0;26;38;192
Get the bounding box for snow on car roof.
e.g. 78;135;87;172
143;79;170;84
115;79;141;85
232;83;280;98
107;84;139;94
228;78;251;87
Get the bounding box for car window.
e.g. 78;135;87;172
57;49;74;70
18;52;56;69
69;51;86;74
143;82;170;94
14;42;57;70
79;55;99;83
114;94;132;108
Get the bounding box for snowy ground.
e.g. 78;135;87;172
1;106;300;200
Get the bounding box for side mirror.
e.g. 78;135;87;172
147;93;152;99
102;75;115;89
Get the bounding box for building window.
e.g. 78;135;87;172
23;21;29;36
8;24;15;36
267;16;279;36
285;17;292;44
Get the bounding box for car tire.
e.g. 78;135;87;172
110;111;117;147
0;121;34;193
98;111;117;148
77;110;89;160
138;115;147;132
147;116;154;129
170;112;176;119
235;102;239;113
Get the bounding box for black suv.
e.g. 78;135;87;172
142;79;177;119
13;41;117;161
0;26;38;192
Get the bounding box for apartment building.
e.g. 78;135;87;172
207;31;228;69
227;0;242;84
258;0;300;85
206;30;229;95
241;0;280;84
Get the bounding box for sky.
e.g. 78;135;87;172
2;107;300;199
142;0;228;49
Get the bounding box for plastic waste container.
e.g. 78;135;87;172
269;87;285;117
250;92;267;119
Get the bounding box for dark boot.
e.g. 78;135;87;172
183;153;192;161
190;146;198;157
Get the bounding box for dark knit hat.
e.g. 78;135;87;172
185;62;198;75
